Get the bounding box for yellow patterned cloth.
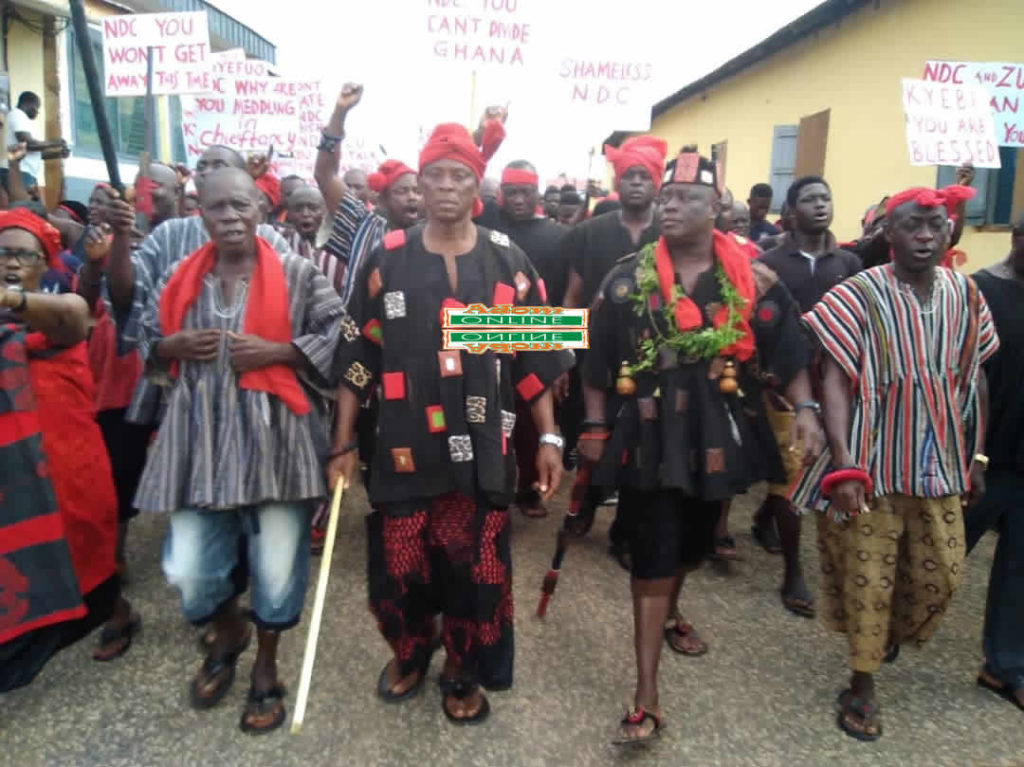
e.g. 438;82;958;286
764;393;801;497
817;494;964;673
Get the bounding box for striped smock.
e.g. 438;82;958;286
791;264;998;515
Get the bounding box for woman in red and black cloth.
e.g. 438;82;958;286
329;121;573;726
581;150;825;744
0;209;138;692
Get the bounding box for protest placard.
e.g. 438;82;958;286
422;0;536;70
101;11;210;97
902;78;1000;169
182;77;308;166
923;61;1024;147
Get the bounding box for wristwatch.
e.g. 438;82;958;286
539;433;565;452
793;400;822;417
317;128;344;153
973;453;990;469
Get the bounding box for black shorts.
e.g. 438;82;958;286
622;486;720;580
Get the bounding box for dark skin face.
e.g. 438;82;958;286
557;203;581;226
617;167;656;212
792;182;832;235
199;171;261;258
0;228;47;293
1009;224;1024;276
885;202;950;276
543;191;560;218
379;173;422;229
730;202;750;237
143;165;181;225
479;178;500;204
658;183;720;247
195;147;245;194
183;194;200;216
89;187;109;226
419;159;478;225
21;100;40;120
748;194;772;223
285;186;326;240
502;183;540;223
344;170;369;203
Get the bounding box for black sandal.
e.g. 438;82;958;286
883;644;900;664
239;684;287;735
439;676;490;726
189;629;252;710
92;613;141;662
711;535;739;561
664;618;709;657
781;586;816;619
377;639;438;704
836;689;882;741
612;706;662;746
977;673;1024;712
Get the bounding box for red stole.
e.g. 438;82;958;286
158;237;310;415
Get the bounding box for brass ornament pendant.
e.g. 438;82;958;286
718;359;739;395
615;361;636;396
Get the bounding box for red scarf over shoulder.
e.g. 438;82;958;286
159;237;310;415
653;229;756;361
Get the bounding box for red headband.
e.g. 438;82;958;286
0;208;63;268
884;184;975;216
501;167;539;187
419;121;506;182
604;135;668;190
368;160;417;194
254;173;281;209
59;204;85;224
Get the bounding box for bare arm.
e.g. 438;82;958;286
2;289;90;347
821;355;854;467
6;147;29;203
314;84;363;216
105;195;138;311
783;368;826;466
13;131;62;154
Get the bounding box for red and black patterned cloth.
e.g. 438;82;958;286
367;493;514;689
0;323;118;689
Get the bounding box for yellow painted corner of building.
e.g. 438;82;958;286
649;0;1021;271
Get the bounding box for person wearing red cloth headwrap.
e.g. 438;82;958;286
134;167;345;733
329;113;573;726
580;147;823;745
792;180;998;742
0;209;141;691
561;135;667;570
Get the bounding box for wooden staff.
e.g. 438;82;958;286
290;479;346;735
68;0;122;193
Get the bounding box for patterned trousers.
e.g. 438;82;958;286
367;492;514;690
817;494;964;673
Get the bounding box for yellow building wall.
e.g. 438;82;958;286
650;0;1022;271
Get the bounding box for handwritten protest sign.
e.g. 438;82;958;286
923;61;1024;147
101;11;210;97
423;0;536;69
902;78;1000;169
268;81;328;182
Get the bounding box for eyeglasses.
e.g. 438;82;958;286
0;247;43;265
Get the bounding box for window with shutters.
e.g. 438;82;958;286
768;125;798;213
936;147;1021;226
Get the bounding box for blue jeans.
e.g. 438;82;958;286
965;472;1024;689
162;503;312;630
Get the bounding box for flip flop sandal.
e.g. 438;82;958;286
751;520;782;554
377;642;437;704
781;589;816;619
711;535;740;561
663;619;709;657
189;629;252;710
836;689;882;742
612;706;662;746
977;674;1024;712
439;676;490;726
239;684;288;735
92;614;141;662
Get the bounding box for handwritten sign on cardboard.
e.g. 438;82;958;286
923;61;1024;147
102;11;210;97
902;78;1001;169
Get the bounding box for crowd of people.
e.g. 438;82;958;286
0;81;1021;748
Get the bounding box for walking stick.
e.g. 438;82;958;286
536;462;597;618
290;480;345;735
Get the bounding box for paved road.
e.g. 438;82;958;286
1;480;1021;767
